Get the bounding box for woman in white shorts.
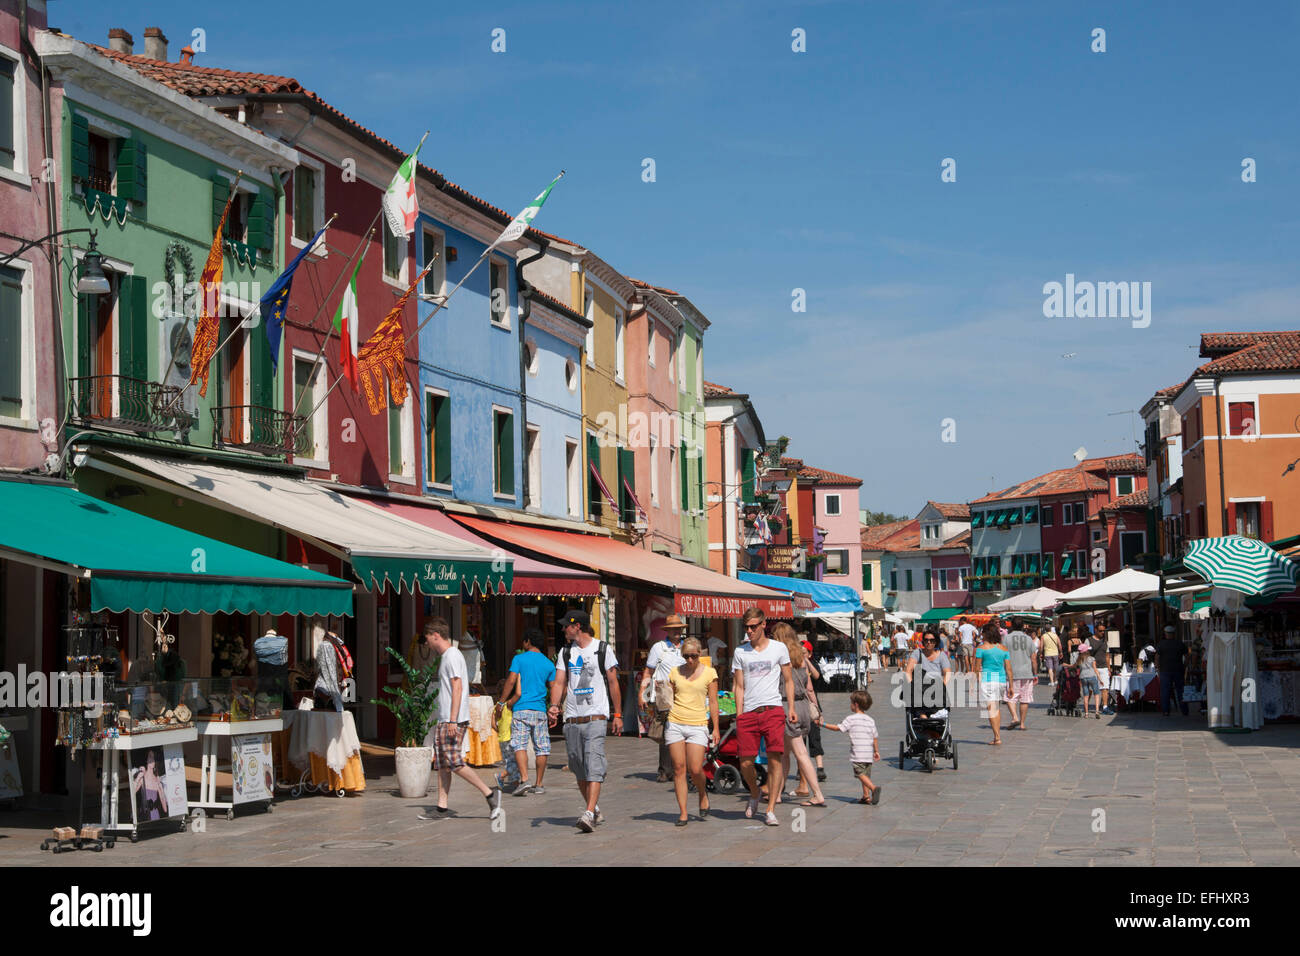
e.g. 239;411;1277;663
665;637;720;826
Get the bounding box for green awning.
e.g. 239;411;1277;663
1024;505;1038;524
996;510;1010;527
1008;508;1022;525
1060;555;1074;576
350;555;509;597
917;607;955;622
971;512;985;528
0;478;353;616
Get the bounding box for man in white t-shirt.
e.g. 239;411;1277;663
706;634;728;680
892;625;910;668
548;609;622;833
641;615;686;782
418;619;502;821
956;617;978;674
732;607;796;827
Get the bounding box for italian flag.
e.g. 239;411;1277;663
382;133;427;239
491;171;565;248
333;249;368;391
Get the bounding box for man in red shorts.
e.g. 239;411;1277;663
732;607;797;827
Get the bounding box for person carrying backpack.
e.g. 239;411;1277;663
547;609;622;833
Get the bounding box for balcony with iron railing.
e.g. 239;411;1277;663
211;405;309;457
68;375;196;434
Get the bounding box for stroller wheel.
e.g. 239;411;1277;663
923;750;936;773
899;741;906;770
713;764;742;795
951;741;958;771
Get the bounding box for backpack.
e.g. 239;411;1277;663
329;635;354;681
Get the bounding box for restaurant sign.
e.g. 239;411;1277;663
675;593;793;619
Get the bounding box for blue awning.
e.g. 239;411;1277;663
738;571;863;615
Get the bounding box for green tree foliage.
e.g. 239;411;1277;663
371;646;439;747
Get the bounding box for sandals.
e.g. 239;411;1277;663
799;799;827;808
991;737;1002;745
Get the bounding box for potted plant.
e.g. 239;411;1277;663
372;646;439;798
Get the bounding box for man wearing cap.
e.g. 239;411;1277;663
642;614;687;783
1155;625;1189;717
548;609;623;833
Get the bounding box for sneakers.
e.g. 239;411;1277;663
495;774;520;793
594;806;605;825
764;811;780;827
486;787;503;819
512;783;534;797
532;786;546;795
577;810;596;833
871;785;883;806
816;768;827;782
417;806;452;820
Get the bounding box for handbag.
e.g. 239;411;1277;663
808;697;821;723
647;712;666;743
654;678;674;713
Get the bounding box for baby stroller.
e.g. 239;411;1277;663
1048;663;1082;716
703;715;767;793
898;672;957;772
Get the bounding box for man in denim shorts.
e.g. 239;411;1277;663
500;628;553;795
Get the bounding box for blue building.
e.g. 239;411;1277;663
414;202;528;507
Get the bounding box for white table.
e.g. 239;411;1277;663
88;726;197;841
192;718;284;820
1111;670;1158;700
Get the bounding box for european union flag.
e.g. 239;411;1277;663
261;226;326;372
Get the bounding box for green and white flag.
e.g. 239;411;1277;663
491;171;565;248
382;133;428;239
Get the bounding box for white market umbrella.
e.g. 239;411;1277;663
1061;567;1162;660
987;586;1068;613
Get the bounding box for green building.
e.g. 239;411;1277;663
665;293;710;566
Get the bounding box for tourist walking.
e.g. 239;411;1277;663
1003;617;1039;730
419;620;503;820
1156;624;1190;717
819;690;881;804
975;623;1012;745
956;616;978;674
1076;645;1102;717
892;624;910;668
773;624;828;807
733;607;796;826
641;614;687;783
1041;625;1062;686
500;628;553;795
665;637;720;825
1087;628;1114;715
548;609;622;833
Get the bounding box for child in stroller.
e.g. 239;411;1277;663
703;715;766;793
1048;660;1082;716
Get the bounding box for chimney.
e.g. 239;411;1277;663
108;28;134;55
143;27;168;61
179;45;195;66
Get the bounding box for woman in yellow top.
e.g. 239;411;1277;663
666;637;721;826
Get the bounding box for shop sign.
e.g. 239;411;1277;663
791;592;818;612
675;593;793;619
232;733;274;805
766;546;796;572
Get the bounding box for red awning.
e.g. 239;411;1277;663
353;498;600;597
451;514;793;619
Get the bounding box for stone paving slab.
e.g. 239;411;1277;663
4;680;1300;866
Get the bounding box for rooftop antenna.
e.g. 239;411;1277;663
1107;409;1138;448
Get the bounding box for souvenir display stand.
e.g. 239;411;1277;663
89;723;196;841
188;678;284;820
276;708;365;797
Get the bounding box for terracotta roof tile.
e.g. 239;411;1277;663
627;277;681;296
942;529;971;548
971;465;1108;504
926;500;970;520
703;380;733;397
1194;333;1300;376
1199;330;1300;357
1103;488;1151;511
1104;455;1145;473
781;459;862;486
861;519;912;548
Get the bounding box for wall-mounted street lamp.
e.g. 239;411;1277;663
0;228;110;295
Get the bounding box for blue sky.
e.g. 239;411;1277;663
67;0;1299;514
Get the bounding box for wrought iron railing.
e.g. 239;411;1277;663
68;375;196;434
211;404;308;456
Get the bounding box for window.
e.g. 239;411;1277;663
493;407;515;497
905;569;913;591
583;289;595;367
649;435;659;506
923;568;931;591
1228;401;1257;437
525;425;541;510
489;258;509;327
1120;530;1145;567
0;55;18;172
647;321;656;367
1116;475;1134;496
826;549;849;575
617;445;635;524
668;443;678;515
292;353;328;465
0;261;32;422
676;331;685;393
383;226;405;282
388;393;414;479
566;439;581;518
1091;529;1103;543
587;431;603;519
292;165;319;242
614;307;625;381
696;344;703;400
524;338;538;376
825;493;841;516
1075;550;1089;579
86;130;116;194
1196;504;1207;538
422;229;446;299
565;358;578;392
1235;502;1261;539
1040;553;1053;579
424;389;450;487
862;564;872;591
1041;505;1053;526
889;569;897;591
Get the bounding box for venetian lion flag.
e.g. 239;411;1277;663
332;247;369;392
489;170;565;250
355;267;429;415
190;173;240;397
381;133;427;238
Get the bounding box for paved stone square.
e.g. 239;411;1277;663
6;682;1300;866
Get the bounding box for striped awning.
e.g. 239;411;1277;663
1185;535;1299;598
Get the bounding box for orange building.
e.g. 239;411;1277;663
1173;331;1300;542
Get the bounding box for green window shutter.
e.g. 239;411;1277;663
1042;553;1053;579
426;393;451;485
618;446;635;523
250;313;273;409
76;294;92;380
116;136;147;203
118;275;148;382
247;188;273;252
905;569;913;592
694;451;704;513
587;433;602;518
679;440;688;511
212;172;230;236
862;563;872;590
971;511;983;528
71;113;89;181
923;568;931;590
0;267;22;415
496;411;515;496
741;448;755;504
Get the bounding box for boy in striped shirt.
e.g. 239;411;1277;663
819;690;882;805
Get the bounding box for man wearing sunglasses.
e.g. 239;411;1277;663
732;607;797;826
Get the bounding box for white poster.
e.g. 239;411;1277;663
231;733;274;805
130;744;187;820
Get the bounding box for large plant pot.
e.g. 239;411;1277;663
394;746;433;798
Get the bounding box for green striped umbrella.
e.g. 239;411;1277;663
1184;535;1299;598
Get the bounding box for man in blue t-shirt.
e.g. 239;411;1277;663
500;628;554;795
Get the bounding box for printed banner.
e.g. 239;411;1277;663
674;594;792;619
232;733;274;805
130;744;187;821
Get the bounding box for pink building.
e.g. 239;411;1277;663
627;280;685;557
798;464;863;590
